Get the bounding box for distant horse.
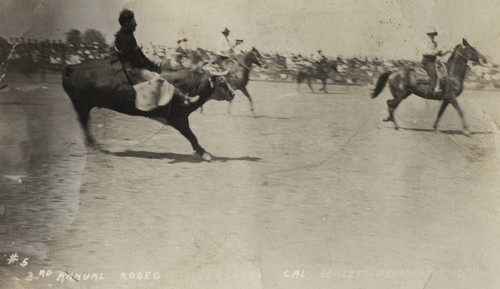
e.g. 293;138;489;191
62;60;235;161
0;36;14;87
161;49;206;72
296;60;338;93
371;39;487;132
214;47;263;114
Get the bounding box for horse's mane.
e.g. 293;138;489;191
446;44;462;71
241;50;256;64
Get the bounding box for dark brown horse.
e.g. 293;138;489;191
214;47;263;114
371;39;487;132
296;60;338;93
62;60;235;161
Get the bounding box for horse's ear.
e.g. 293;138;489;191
463;38;470;47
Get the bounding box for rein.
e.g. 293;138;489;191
455;48;471;62
235;58;252;71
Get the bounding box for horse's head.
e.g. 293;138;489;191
206;70;235;101
459;38;488;66
248;47;263;67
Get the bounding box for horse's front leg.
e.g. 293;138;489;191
433;100;449;130
240;86;255;114
169;117;213;161
307;76;314;92
321;78;328;93
448;97;469;133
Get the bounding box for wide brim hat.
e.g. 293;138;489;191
222;27;230;35
426;27;438;37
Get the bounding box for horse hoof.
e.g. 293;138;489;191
201;152;213;162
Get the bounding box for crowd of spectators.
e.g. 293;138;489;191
2;36;500;89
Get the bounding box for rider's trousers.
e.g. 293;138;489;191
422;55;438;91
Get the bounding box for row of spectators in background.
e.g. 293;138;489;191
2;29;500;88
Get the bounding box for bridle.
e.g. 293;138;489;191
236;59;252;71
456;46;474;61
235;51;260;71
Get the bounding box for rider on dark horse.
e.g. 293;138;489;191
114;9;186;110
176;38;188;55
175;38;188;67
421;29;451;97
115;9;161;75
315;49;328;65
203;27;243;72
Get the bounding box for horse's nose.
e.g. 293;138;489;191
480;55;488;65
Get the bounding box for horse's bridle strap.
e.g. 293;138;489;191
456;49;471;61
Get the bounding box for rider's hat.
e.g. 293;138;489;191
222;27;230;35
426;27;438;37
177;39;182;44
317;49;322;53
118;9;135;26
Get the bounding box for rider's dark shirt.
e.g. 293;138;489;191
114;28;158;72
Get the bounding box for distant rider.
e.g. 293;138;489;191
203;27;242;72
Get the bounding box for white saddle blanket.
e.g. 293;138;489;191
133;76;176;111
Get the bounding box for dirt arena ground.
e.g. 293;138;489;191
1;74;499;289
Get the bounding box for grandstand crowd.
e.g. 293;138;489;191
3;36;500;89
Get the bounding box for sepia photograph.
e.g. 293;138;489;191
1;0;499;288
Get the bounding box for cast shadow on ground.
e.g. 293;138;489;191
99;149;262;164
399;127;493;136
208;113;290;120
236;114;290;120
312;90;354;95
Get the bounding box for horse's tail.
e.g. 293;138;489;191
371;71;392;99
61;65;75;92
62;65;73;82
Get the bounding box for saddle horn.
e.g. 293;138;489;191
208;69;229;76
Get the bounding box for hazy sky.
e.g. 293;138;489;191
1;0;499;61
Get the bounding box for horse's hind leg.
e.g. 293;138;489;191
307;77;314;92
384;87;409;130
296;73;303;91
73;105;95;146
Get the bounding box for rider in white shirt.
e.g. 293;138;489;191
420;29;450;96
216;28;234;57
204;28;242;72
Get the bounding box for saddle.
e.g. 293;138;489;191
411;62;448;86
95;58;176;111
